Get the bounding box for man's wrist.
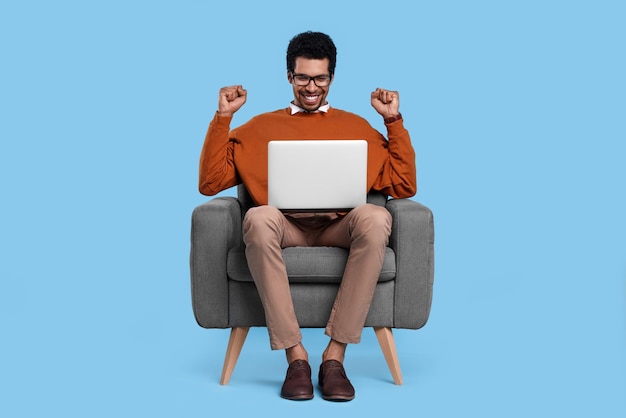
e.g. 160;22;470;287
383;113;402;124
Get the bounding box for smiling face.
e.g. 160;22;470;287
288;57;333;112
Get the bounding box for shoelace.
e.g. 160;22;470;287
289;360;310;373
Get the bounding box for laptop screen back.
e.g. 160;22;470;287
268;140;368;211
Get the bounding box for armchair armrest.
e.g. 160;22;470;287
190;197;243;328
386;198;435;329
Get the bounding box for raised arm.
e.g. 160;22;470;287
370;88;417;198
198;86;247;196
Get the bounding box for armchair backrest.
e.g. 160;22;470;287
237;184;255;212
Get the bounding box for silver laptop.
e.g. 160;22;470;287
268;140;368;211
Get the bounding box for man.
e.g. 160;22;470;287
199;31;416;401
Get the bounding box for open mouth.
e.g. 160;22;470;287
302;94;321;105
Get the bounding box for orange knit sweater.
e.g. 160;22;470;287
199;107;417;206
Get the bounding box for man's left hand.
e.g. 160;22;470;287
371;88;400;119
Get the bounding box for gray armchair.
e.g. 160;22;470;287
190;185;434;385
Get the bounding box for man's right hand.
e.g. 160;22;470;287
217;85;247;117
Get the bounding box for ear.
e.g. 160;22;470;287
287;71;293;83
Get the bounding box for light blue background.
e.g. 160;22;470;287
1;1;624;416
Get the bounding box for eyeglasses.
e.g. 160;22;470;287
290;73;332;87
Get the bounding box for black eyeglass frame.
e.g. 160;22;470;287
290;72;333;87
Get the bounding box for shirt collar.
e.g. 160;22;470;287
290;102;330;115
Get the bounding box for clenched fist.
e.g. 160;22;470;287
217;85;247;117
370;88;400;119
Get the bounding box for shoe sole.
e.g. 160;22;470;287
281;393;314;401
321;394;355;402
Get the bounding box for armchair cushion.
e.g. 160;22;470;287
227;247;397;283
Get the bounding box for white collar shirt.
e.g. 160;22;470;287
289;102;330;115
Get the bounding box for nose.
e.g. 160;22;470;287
305;79;317;91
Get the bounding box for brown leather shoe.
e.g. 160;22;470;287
318;360;355;401
280;359;314;400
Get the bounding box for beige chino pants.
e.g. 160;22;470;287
242;204;392;350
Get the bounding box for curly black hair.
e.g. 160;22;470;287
286;31;337;76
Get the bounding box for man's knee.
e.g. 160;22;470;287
350;204;392;240
243;205;284;245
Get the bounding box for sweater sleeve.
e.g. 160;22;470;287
198;113;241;196
373;118;417;199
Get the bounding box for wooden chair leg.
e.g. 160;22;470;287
374;327;403;385
220;327;250;385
